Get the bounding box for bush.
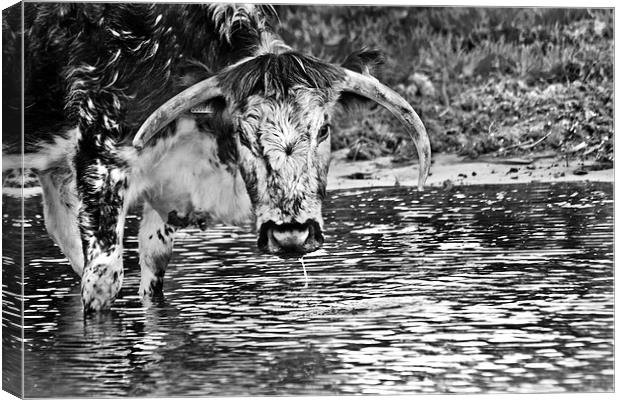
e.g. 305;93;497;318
276;6;614;164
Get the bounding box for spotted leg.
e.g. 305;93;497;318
138;203;176;297
74;138;129;313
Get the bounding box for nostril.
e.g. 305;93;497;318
305;220;324;246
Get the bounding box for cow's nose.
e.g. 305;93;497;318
258;220;323;257
272;225;309;250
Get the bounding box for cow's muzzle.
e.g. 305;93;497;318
258;219;324;257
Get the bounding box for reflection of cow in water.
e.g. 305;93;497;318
3;3;430;312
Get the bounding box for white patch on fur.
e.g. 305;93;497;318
109;167;124;182
138;203;174;296
128;117;252;226
260;103;311;172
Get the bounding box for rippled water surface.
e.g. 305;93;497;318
2;182;614;396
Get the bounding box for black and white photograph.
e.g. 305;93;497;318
1;1;614;397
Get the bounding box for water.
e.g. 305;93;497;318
2;181;613;396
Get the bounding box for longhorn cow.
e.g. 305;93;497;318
2;3;431;312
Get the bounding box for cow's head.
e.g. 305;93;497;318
133;51;430;257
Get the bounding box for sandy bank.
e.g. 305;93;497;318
327;149;613;191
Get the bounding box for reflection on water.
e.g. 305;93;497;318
2;182;613;396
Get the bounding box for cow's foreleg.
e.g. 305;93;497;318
75;140;129;312
138;203;176;297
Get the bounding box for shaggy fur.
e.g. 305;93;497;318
5;3;386;312
220;52;344;102
17;3;278;312
20;4;275;142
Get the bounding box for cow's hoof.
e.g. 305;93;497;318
81;264;123;313
139;276;164;297
82;296;114;313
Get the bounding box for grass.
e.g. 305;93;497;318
275;7;614;165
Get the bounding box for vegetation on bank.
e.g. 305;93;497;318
276;7;614;165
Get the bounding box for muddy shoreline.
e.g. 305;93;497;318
327;149;613;191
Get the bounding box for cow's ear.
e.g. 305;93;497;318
175;60;214;88
339;49;385;111
190;96;229;127
341;49;384;75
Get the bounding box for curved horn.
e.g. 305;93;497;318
340;69;431;191
133;76;223;149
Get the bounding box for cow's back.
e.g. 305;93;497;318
18;3;272;151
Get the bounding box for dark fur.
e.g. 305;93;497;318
220;52;345;102
21;3;274;146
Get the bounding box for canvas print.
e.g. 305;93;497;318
1;2;613;397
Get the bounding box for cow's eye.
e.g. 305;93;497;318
318;124;331;143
